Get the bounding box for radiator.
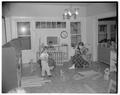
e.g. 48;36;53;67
48;51;65;65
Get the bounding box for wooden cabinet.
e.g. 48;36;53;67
2;46;18;93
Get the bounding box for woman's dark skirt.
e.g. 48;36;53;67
71;54;89;68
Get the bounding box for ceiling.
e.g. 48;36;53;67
39;3;92;5
29;3;94;7
3;2;94;7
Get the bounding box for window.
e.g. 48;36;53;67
35;21;66;29
17;22;31;50
70;22;81;47
98;25;107;43
110;24;117;41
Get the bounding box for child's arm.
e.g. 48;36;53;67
39;53;44;60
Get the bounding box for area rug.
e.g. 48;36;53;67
21;76;51;87
78;70;100;78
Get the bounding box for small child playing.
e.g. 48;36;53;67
40;47;52;77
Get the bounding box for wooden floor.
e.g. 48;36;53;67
21;61;117;93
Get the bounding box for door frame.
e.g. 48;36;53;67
95;12;116;61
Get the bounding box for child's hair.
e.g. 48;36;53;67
48;41;53;44
41;46;48;53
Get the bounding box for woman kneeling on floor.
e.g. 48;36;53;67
69;42;89;69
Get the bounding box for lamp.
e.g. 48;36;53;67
63;5;79;20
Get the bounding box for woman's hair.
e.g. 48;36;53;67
78;42;84;46
77;42;84;50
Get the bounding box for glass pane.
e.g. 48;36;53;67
76;35;81;42
17;22;30;36
52;22;56;28
70;22;81;34
41;22;46;28
61;22;66;28
71;35;77;43
57;22;61;28
36;22;40;29
18;37;31;50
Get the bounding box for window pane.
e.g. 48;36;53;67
36;22;40;28
18;37;31;50
17;22;30;36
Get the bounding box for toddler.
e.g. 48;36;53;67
40;47;52;77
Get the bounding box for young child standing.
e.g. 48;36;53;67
40;47;52;77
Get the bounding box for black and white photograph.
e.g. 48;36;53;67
1;1;119;94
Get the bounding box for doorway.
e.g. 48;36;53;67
97;17;117;65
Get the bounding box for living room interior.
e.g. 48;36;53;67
2;2;118;93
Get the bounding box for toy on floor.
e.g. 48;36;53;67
29;59;35;73
60;69;66;81
104;68;110;81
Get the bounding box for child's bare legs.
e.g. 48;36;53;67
45;66;52;76
41;61;51;77
41;66;46;76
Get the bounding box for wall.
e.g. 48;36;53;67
9;17;87;63
33;17;87;60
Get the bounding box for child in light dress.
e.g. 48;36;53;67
40;47;52;77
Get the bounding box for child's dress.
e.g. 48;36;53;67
40;52;51;76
